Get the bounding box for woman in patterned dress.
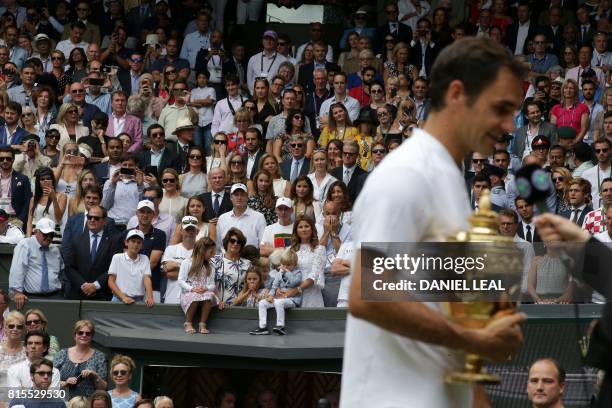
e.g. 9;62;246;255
179;237;219;334
247;169;278;225
107;354;140;407
55;320;108;400
0;311;27;402
211;228;251;307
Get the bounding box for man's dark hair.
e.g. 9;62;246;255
594;138;612;149
529;358;566;383
493;149;510;160
499;209;518;222
573;142;593;163
214;386;237;406
472;171;491;186
144;185;163;199
119;152;138;166
327;63;340;75
429;37;526;111
172;78;188;88
24;59;41;71
581;79;596;88
361;65;376;76
147;124;164;139
535;76;550;86
549;144;565;154
224;73;239;85
6;101;22;115
604;111;612;121
278;33;291;44
107;137;123;147
88;204;108;219
0;147;14;157
25;330;50;356
29;357;53;375
245;127;262;142
92;111;109;129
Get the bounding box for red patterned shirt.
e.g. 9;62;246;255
583;207;608;234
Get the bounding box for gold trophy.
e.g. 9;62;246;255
442;190;523;384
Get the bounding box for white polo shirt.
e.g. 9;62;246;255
108;252;152;297
340;128;473;407
7;359;61;388
216;207;267;251
161;243;193;304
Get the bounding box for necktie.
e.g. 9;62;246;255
40;247;49;293
91;233;99;263
182;144;189;153
583;26;588;41
213;193;220;215
570;209;579;224
526;225;533;243
391;23;397;34
343;168;351;185
291;160;299;183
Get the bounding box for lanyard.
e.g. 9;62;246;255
226;96;243;116
559;104;579;128
260;53;277;75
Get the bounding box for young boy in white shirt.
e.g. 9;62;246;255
108;229;154;306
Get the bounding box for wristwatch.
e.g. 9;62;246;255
297;287;303;294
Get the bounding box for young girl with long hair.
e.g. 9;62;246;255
178;237;219;334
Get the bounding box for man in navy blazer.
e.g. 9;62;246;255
505;3;542;55
280;136;311;182
197;167;233;222
374;2;412;55
137;124;180;175
0;102;28;147
0;147;31;228
65;205;121;300
339;9;376;51
298;41;333;95
62;185;116;260
329;140;366;204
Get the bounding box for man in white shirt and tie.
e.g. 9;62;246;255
560;178;593;228
516;197;540;243
281;135;310;183
330;140;366;204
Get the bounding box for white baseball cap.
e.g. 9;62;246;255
137;200;155;212
126;229;145;240
181;216;199;230
35;218;55;234
275;197;293;209
230;183;248;194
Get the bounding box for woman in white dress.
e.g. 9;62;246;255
159;168;188;223
27;167;67;245
179;146;208;198
53;142;83;200
307;149;337;203
206;132;229;174
283;216;326;307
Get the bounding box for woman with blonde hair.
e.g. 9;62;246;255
226;108;251;154
593;87;612;141
53;142;85;199
50;102;90;150
383;42;417;84
68;169;97;216
50;50;71;101
55;320;108;399
153;396;174;408
550;79;589;141
159;168;188;223
318;103;358;148
390;99;418;134
20;105;38;135
552;167;573;214
68;396;89;408
158;64;177;103
0;311;27;396
308;149;337;203
227;151;249;186
24;308;61;361
206;132;229;173
108;354;141;406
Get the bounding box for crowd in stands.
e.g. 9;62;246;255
0;0;607;405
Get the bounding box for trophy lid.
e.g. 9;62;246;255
468;189;499;236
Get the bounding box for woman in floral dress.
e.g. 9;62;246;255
211;228;251;307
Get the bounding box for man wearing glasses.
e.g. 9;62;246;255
118;52;145;96
137;124;179;174
64;82;102;130
583;139;612;208
9;218;64;308
7;357;65;407
339;8;375;51
374;2;412;55
329;141;365;204
280;135;310;183
61;0;100;45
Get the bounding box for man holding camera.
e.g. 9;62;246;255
118;51;145;96
12;134;51;185
158;79;198;142
410;18;439;78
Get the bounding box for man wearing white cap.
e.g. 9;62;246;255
216;183;266;251
246;30;287;95
260;197;294;258
123;200;166;302
9;218;64;308
161;216;199;304
31;34;54;73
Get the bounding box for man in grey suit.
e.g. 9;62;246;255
513;100;557;159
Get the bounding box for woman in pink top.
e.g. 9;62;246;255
550;79;589;143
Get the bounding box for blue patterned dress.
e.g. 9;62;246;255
211;254;250;305
108;389;139;408
54;348;108;400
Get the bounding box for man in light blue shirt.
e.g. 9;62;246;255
180;11;211;69
9;218;64;309
102;154;145;227
85;71;112;115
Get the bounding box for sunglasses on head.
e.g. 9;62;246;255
8;324;24;330
112;370;128;376
77;330;92;337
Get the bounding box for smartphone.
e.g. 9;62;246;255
89;78;104;86
144;165;158;179
120;167;135;176
102;66;112;74
74;373;83;384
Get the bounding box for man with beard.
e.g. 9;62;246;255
348;66;376;108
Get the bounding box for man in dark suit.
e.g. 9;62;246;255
91;138;124;187
0;147;31;227
298;40;333;95
559;178;593;228
117;50;145;97
506;3;542;55
516;197;542;243
198;167;233;222
166;118;195;172
62;185;116;260
245;128;265;179
66;205;120;300
329;140;366;204
410;18;439;78
374;2;412;55
280;135;311;183
541;6;565;55
222;42;248;96
137;124;179;175
576;5;596;47
0;102;28;147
